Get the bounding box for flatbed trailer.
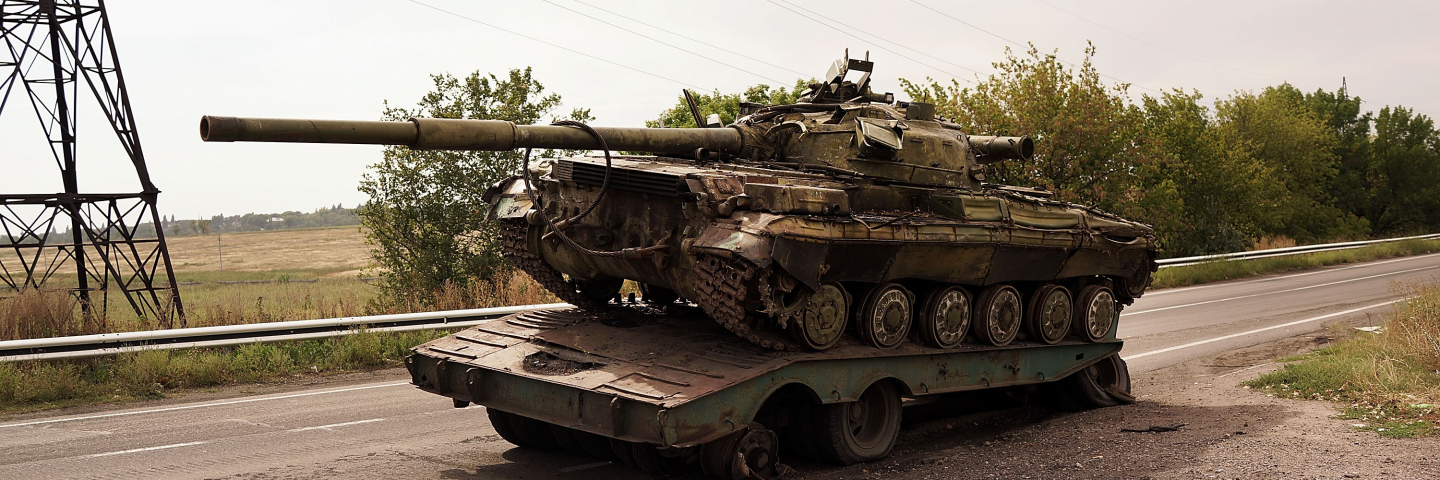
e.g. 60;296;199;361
406;306;1132;479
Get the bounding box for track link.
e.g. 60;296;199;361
500;220;606;310
694;253;796;352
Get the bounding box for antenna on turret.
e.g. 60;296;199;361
682;89;706;128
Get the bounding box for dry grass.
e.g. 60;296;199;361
1245;280;1440;437
1251;235;1298;251
166;226;371;276
0;225;559;340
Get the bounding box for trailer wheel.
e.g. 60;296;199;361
701;425;780;480
1063;354;1135;409
856;283;914;349
548;424;618;461
973;285;1022;346
1026;285;1072;345
630;443;691;477
813;380;902;465
608;438;639;469
919;285;971;348
486;408;561;450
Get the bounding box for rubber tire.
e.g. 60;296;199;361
1026;285;1072;345
918;285;972;349
609;438;639;469
855;283;914;349
1072;285;1118;342
630;442;690;477
548;424;618;461
812;381;902;465
1062;354;1135;409
973;284;1023;347
486;408;562;450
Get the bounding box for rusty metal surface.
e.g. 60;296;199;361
408;306;1121;447
199;54;1159;351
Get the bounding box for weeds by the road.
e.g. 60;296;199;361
0;329;454;415
1244;281;1440;438
0;270;556;341
1153;239;1440;290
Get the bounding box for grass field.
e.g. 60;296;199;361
1;226;557;340
1244;280;1440;437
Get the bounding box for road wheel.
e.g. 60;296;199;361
639;283;681;305
973;284;1022;346
1027;285;1072;345
1073;285;1117;342
812;381;902;465
856;283;914;349
1062;354;1135;408
918;286;971;348
486;408;561;450
788;283;850;351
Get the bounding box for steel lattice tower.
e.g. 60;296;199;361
1;0;184;327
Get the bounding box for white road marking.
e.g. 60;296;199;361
88;441;206;458
1122;265;1435;317
1124;299;1402;360
0;382;409;428
287;418;385;432
558;461;613;472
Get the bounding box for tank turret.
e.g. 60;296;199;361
202;55;1156;352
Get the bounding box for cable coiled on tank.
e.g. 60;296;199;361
520;121;667;259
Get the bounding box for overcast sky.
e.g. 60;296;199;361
4;0;1437;220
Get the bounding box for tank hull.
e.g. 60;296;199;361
492;154;1156;351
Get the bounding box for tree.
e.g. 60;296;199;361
645;80;810;128
902;44;1149;215
1361;106;1440;234
1212;86;1367;243
357;68;591;306
1139;90;1282;255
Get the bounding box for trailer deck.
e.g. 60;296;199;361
406;305;1122;448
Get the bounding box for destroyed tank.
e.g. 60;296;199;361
201;55;1157;352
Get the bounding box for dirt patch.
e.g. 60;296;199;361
792;330;1440;480
521;351;603;376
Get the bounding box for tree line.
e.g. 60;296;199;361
357;48;1440;305
904;45;1439;257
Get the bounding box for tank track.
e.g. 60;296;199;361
499;220;606;310
694;253;796;352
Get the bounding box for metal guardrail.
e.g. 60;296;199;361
0;303;571;362
4;232;1437;362
1156;233;1440;268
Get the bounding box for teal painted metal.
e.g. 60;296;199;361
406;308;1121;447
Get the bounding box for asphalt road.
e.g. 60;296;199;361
4;252;1440;479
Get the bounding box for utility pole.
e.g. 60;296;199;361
0;0;186;327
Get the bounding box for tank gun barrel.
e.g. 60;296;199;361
968;135;1034;164
199;116;744;154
